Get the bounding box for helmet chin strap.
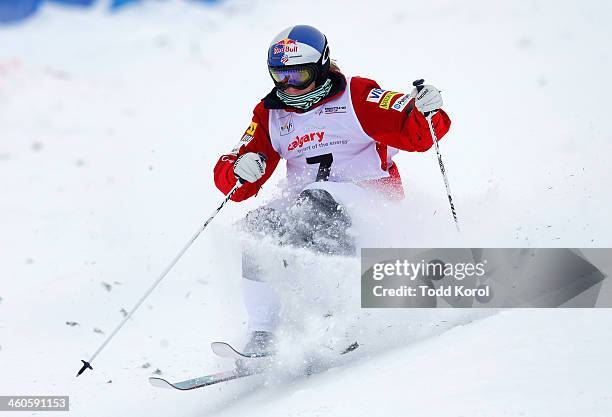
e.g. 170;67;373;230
276;78;332;110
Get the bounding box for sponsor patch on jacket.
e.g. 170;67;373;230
245;121;258;136
366;88;386;103
279;114;294;136
391;93;412;112
287;131;325;152
230;133;254;154
379;91;401;110
324;106;347;114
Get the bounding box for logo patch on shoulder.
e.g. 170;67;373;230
245;121;258;136
391;93;411;112
379;91;401;110
366;88;386;103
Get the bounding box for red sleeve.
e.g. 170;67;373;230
350;77;451;152
213;101;281;202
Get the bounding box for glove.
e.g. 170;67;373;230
234;152;266;183
411;84;443;114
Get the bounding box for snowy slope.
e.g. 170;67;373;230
214;309;612;417
1;0;612;416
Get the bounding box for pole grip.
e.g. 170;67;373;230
412;79;432;117
412;78;425;92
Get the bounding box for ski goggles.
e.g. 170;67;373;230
268;64;317;90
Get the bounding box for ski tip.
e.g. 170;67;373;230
210;341;238;358
211;341;270;359
149;377;175;389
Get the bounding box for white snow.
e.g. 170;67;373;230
1;0;611;416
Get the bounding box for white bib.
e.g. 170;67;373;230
268;78;397;187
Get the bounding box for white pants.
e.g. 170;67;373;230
241;181;375;333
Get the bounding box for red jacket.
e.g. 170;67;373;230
214;74;451;202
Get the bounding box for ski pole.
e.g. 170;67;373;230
413;79;460;231
76;181;243;377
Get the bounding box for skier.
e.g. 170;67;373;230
213;25;451;363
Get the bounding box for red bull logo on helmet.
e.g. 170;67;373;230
273;38;298;55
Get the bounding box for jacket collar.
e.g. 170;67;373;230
262;71;347;113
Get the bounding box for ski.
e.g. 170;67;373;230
211;340;359;359
210;342;359;359
148;368;264;391
149;340;360;391
149;343;271;391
